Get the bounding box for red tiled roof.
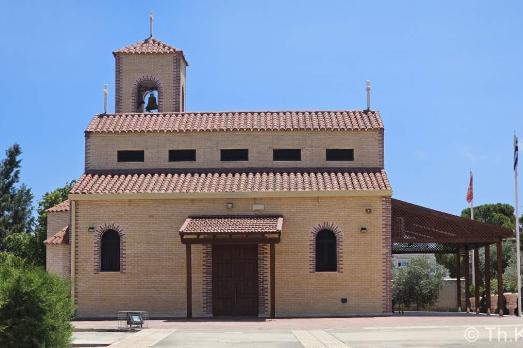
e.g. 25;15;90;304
70;169;391;195
85;110;383;134
114;37;178;54
180;215;283;234
44;226;69;245
46;200;70;213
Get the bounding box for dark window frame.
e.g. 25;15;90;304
100;230;120;272
117;150;145;163
315;229;337;272
326;149;354;161
169;149;196;162
220;149;249;162
273;149;302;161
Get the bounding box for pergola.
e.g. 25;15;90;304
392;199;513;313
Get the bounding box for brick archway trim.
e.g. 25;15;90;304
93;223;126;274
309;222;343;273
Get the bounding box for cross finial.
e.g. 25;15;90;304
365;80;372;111
149;11;154;38
103;84;109;114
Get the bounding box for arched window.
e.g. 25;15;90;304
315;229;337;272
100;230;120;272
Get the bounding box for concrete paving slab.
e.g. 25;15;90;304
310;330;349;348
108;329;176;347
154;329;303;348
293;330;327;348
72;331;134;347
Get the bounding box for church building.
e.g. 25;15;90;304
44;26;510;319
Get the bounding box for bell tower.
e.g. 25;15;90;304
113;16;188;113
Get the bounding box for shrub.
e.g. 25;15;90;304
393;256;447;310
0;253;74;348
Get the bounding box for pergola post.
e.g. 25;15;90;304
186;243;192;318
464;247;471;312
474;247;480;314
497;239;504;316
270;243;276;319
456;251;462;311
485;244;491;314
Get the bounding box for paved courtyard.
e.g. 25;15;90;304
73;313;523;347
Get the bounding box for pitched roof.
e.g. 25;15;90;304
85;110;383;134
113;37;178;55
180;215;283;235
44;226;69;245
70;168;391;195
46;200;70;213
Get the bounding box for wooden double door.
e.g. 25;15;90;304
212;244;258;316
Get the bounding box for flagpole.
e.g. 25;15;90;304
470;171;475;297
514;133;521;317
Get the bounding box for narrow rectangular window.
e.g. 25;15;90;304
273;149;301;161
220;149;248;161
326;149;354;161
169;149;196;162
117;150;144;162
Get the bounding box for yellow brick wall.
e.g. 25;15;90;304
46;211;71;279
46;211;68;239
85;130;383;171
72;195;388;318
47;245;70;280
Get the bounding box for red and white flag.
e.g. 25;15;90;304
466;171;473;204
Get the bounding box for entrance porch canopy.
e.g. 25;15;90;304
179;215;282;318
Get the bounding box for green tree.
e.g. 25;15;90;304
3;233;36;261
461;203;516;230
33;182;75;266
0;145;33;248
0;252;74;347
393;256;447;310
435;203;522;290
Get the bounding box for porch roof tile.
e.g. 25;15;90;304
180;215;283;235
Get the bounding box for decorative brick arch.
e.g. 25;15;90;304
93;224;126;273
309;222;343;273
132;76;164;112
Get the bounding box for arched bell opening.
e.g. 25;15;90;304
135;77;162;113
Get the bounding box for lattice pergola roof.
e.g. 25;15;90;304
392;199;513;254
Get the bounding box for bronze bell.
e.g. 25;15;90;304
145;93;158;112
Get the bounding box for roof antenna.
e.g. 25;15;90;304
103;84;109;114
365;80;371;111
149;11;154;38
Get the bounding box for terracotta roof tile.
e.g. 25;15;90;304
86;110;383;134
46;200;70;213
114;37;177;54
44;226;69;245
180;215;283;234
70;168;391;195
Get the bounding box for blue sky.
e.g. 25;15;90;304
0;0;521;215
